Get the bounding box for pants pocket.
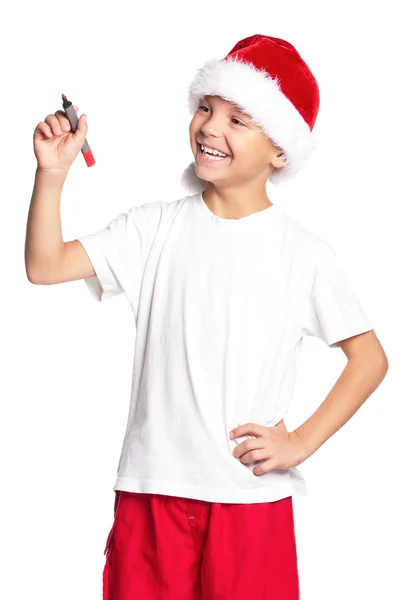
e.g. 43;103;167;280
103;524;114;556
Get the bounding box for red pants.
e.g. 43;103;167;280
103;490;300;600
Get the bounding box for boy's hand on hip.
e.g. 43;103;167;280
229;420;308;475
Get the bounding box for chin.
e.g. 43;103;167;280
195;167;212;182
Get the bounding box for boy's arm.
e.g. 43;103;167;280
294;329;389;458
25;168;95;284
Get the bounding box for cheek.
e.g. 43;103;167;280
236;142;267;166
189;117;204;145
189;116;199;135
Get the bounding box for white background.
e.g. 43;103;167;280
1;0;414;598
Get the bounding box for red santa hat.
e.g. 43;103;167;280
181;34;320;193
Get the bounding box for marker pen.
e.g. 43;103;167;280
61;94;95;167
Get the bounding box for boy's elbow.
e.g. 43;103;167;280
25;264;39;285
379;353;389;374
368;346;389;377
25;264;49;285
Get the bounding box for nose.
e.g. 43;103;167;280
200;111;225;139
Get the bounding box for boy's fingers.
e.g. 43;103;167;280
35;122;53;138
54;110;72;132
54;107;81;132
45;113;65;135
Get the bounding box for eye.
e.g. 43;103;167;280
198;105;245;126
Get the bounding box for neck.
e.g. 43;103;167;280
202;183;273;220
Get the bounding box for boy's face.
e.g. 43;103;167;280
189;95;286;189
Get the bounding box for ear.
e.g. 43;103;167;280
270;148;287;170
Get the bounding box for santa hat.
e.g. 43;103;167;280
181;34;320;193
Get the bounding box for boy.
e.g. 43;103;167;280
26;34;388;600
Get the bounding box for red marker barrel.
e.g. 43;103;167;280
61;94;95;167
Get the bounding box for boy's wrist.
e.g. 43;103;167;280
36;166;69;179
291;427;319;461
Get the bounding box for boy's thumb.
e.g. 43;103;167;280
74;114;88;145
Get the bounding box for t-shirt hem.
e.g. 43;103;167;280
76;234;120;302
327;323;375;347
113;476;307;504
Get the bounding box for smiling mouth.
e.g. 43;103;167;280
197;143;231;162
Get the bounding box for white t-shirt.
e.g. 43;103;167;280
76;191;374;504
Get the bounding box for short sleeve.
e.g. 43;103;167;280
300;242;374;348
76;205;147;309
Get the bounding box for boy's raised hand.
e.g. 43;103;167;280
229;420;308;475
33;105;88;173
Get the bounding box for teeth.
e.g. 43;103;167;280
201;144;227;158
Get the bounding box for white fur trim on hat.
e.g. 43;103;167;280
181;56;318;193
